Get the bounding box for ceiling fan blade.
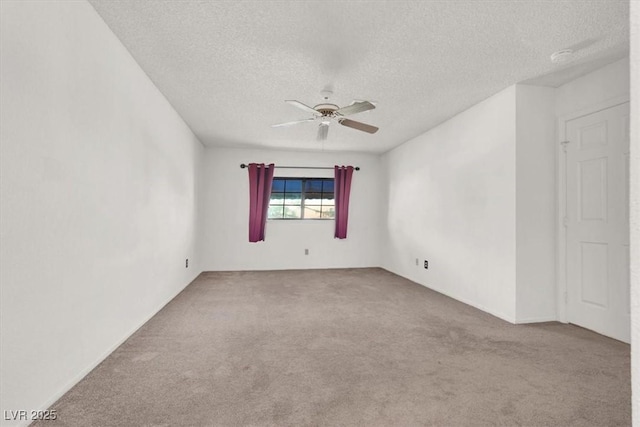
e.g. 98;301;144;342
317;123;329;141
336;101;376;116
285;100;320;115
339;118;379;134
271;117;316;128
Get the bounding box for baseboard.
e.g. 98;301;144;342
514;316;558;324
13;271;203;427
431;285;517;324
379;267;517;324
201;265;382;272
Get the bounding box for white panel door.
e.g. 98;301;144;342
565;102;630;342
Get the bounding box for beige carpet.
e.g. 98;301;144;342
34;268;630;426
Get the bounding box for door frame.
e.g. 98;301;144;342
556;95;630;324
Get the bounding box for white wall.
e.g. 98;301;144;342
0;2;203;425
556;57;630;118
515;85;557;323
629;1;639;422
200;147;381;271
381;86;518;322
382;55;631;326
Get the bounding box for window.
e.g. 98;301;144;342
268;178;335;219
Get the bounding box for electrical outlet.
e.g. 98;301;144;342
305;249;309;255
424;260;428;269
185;258;189;268
415;258;419;266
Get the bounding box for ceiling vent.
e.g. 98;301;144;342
550;49;574;63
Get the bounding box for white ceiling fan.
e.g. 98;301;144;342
272;90;379;141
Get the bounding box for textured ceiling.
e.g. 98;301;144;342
88;0;629;153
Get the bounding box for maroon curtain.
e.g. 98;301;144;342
248;163;275;242
334;165;354;239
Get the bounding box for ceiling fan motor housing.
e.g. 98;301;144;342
314;103;340;117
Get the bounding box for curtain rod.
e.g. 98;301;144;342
240;164;360;171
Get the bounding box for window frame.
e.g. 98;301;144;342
268;177;335;221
